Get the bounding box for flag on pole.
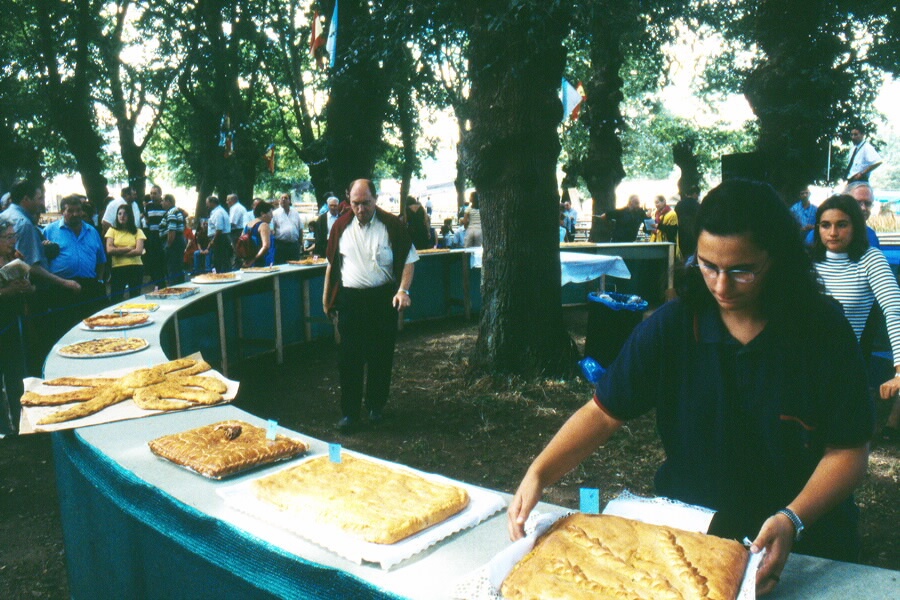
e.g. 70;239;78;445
561;78;585;121
264;144;276;174
326;0;338;69
309;11;320;57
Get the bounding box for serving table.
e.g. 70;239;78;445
50;405;898;599
41;257;898;599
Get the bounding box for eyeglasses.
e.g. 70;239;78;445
695;259;769;284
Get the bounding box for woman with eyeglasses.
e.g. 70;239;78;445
0;218;35;435
507;179;873;596
812;194;900;443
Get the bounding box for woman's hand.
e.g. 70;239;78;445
751;512;796;596
879;375;900;400
507;471;543;541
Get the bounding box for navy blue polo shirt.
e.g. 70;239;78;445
596;298;873;556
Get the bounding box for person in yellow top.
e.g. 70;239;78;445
105;203;146;303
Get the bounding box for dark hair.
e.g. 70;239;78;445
121;186;132;198
112;202;138;234
811;194;869;262
10;178;43;205
206;194;220;206
254;200;274;218
162;194;176;206
679;179;821;322
59;194;85;211
469;191;480;209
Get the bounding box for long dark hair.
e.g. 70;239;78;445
112;203;138;235
679;179;822;322
810;194;869;262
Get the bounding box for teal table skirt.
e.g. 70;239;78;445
52;431;402;600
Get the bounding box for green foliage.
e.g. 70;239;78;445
621;103;757;181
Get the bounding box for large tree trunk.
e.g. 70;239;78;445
322;0;391;195
396;48;417;205
37;0;109;208
743;0;849;197
465;1;576;377
582;6;626;242
454;106;468;214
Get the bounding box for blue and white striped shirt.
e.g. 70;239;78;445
815;247;900;365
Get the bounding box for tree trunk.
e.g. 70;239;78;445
454;106;468;214
582;6;625;242
743;0;849;197
37;0;109;208
673;140;701;197
465;1;577;377
322;0;391;195
397;53;417;205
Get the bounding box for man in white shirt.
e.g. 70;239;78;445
200;195;232;273
101;186;142;237
227;193;250;268
314;195;341;256
323;179;417;432
846;126;883;183
272;192;302;263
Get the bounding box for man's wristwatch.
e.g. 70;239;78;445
398;288;409;295
777;508;804;541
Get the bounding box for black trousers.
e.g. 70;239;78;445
165;235;186;286
211;235;233;273
336;284;398;419
274;239;300;264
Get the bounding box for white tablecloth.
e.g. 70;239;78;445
468;249;631;285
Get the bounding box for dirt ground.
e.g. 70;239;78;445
0;308;897;598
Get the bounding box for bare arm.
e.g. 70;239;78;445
105;236;133;256
126;237;145;257
322;261;336;317
508;399;623;540
392;262;415;310
29;264;80;292
751;446;868;595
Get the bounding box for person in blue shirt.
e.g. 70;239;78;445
43;194;109;340
508;179;873;597
789;187;816;237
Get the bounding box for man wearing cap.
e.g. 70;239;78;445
314;195;341;257
323;179;417;432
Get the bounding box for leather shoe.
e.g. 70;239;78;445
336;416;358;432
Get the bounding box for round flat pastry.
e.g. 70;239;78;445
287;257;326;266
80;313;153;331
241;266;280;273
192;273;241;284
57;337;149;358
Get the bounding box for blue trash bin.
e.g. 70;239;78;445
584;292;648;367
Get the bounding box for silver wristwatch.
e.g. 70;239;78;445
777;508;804;541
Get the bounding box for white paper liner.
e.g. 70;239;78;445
453;491;762;600
218;451;507;570
191;273;243;284
19;353;239;434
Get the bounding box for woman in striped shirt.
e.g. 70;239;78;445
812;194;900;441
